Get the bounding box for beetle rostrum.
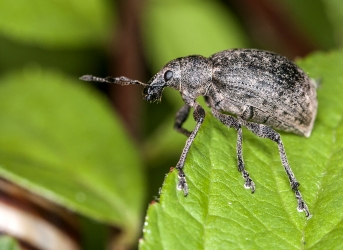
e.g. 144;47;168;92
80;48;317;218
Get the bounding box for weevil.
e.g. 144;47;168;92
80;48;317;218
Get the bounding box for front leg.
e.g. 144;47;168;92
211;109;255;193
176;103;205;196
174;104;191;137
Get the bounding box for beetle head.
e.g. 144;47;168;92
143;59;181;102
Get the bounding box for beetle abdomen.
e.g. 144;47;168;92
210;49;317;137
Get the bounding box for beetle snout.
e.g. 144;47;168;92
143;85;164;102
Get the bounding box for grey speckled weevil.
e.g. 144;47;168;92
80;48;317;218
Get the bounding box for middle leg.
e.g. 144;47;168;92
211;109;255;192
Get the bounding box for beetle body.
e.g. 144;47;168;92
145;49;317;137
81;48;317;218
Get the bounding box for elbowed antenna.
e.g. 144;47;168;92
80;75;148;86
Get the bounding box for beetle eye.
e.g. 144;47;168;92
164;70;173;81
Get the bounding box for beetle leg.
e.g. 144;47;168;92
174;105;192;137
176;103;205;196
203;96;212;107
237;126;256;192
211;109;255;192
238;117;311;218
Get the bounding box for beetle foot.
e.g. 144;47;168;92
295;190;312;219
242;170;255;193
177;169;188;196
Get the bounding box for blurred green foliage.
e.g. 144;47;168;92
276;0;336;49
0;0;112;48
143;0;248;70
0;0;342;249
0;236;20;250
0;69;145;243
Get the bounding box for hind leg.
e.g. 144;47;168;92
238;117;311;217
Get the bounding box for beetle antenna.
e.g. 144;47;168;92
80;75;148;86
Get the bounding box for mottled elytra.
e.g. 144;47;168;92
80;48;317;218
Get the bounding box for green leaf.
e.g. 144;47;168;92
0;0;113;48
139;50;343;249
143;0;248;71
321;0;343;47
0;236;20;250
0;67;145;244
